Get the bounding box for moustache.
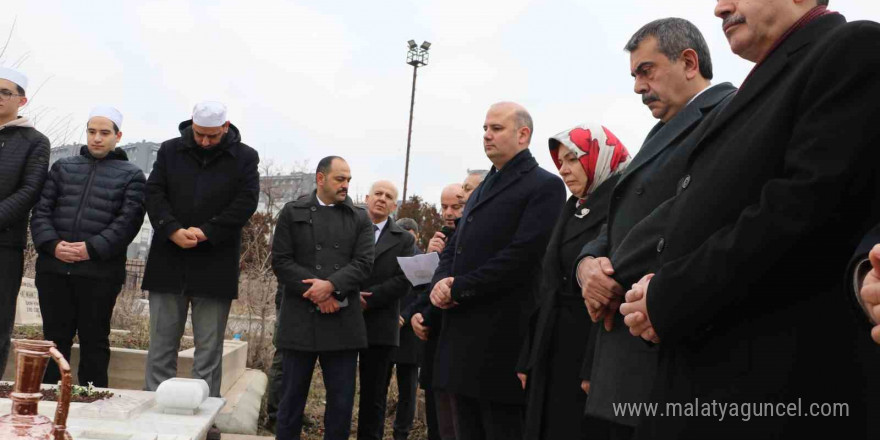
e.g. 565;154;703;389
642;94;660;105
723;14;746;30
337;189;348;194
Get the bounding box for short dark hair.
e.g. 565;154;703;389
316;156;344;175
625;18;713;80
15;85;25;97
817;0;829;5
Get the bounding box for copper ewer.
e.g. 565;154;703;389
0;340;72;440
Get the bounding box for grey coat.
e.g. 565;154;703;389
361;219;415;347
272;191;374;352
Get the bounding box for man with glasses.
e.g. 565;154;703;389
0;67;50;375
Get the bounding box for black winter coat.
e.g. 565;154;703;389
142;121;259;299
31;147;146;283
575;83;735;426
272;191;374;352
432;149;565;405
361;219;415;347
0;119;50;249
517;184;614;440
632;15;880;438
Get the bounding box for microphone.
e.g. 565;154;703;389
439;225;454;239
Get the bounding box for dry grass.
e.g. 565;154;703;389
257;363;429;440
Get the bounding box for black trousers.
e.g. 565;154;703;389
425;387;441;440
387;362;419;440
584;416;635;440
453;394;524;440
36;272;121;387
276;349;358;440
357;345;394;440
0;247;24;376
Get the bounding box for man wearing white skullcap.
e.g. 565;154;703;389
30;106;146;387
0;66;50;375
142;101;259;397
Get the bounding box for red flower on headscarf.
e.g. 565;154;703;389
602;126;629;172
568;127;600;190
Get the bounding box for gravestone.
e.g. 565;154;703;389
13;277;41;326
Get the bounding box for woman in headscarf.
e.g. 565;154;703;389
517;123;630;439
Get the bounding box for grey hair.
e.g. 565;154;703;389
396;217;419;233
514;108;534;139
625;17;713;80
467;169;489;182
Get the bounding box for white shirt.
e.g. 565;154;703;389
373;218;388;243
316;196;334;207
686;84;713;106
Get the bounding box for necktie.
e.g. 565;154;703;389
373;224;380;243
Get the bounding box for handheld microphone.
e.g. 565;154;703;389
439;225;454;239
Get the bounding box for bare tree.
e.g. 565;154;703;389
236;160;313;370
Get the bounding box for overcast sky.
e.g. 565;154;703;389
4;1;878;204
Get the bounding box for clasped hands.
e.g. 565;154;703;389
302;278;340;314
430;277;458;309
54;241;90;263
170;227;208;249
578;257;659;343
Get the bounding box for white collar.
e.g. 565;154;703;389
686;83;712;106
374;218;389;232
316;195;334;207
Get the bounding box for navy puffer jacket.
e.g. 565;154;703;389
31;146;146;283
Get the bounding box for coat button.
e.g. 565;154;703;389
334;264;340;270
158;219;165;225
316;244;322;251
456;247;463;255
562;276;568;282
316;264;322;270
311;206;317;212
681;175;691;189
334;243;340;249
635;186;644;196
467;216;474;223
656;238;666;253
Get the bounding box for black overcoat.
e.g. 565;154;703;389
431;149;565;405
629;15;880;438
361;219;415;347
575;83;736;426
517;179;615;440
142;121;259;299
393;246;425;366
272;191;374;352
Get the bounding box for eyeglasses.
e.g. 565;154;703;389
0;90;23;100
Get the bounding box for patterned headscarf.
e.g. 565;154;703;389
549;123;630;197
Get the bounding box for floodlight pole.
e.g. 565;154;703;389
402;41;429;203
402;63;418;203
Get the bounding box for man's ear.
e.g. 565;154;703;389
680;48;700;80
18;96;28;109
519;126;532;146
116;130;123;142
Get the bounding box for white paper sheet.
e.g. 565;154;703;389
397;252;441;286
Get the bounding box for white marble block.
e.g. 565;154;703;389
156;378;209;415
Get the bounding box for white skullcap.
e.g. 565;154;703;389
89;105;124;129
192;101;227;127
0;66;28;91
